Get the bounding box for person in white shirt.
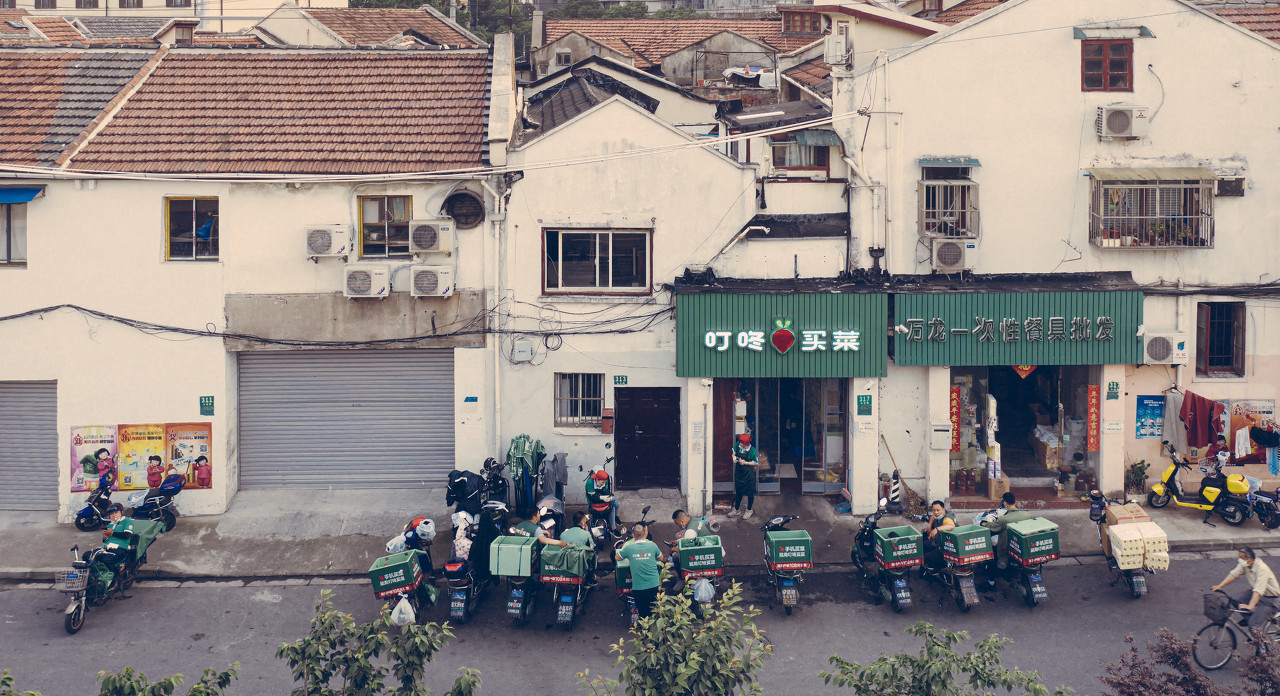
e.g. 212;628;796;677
1212;547;1280;625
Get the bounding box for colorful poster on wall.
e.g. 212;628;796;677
1086;385;1101;452
70;425;119;493
949;386;962;453
166;422;214;490
1223;399;1276;465
116;424;166;491
1135;395;1165;440
71;423;213;492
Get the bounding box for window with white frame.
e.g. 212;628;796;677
555;50;572;67
544;229;650;294
918;167;979;238
165;197;218;260
554;373;604;426
1;203;26;265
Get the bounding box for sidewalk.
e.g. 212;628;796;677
1;490;1276;581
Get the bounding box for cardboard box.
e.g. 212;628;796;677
988;473;1011;500
1135;521;1168;553
1104;504;1146;526
1145;550;1170;571
1100;522;1112;556
1123;502;1152;524
1115;552;1145;570
1108;524;1145;556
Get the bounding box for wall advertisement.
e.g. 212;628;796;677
71;422;213;492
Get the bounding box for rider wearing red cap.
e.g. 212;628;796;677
728;433;758;520
586;467;619;530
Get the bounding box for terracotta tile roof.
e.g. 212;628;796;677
783;56;832;97
1210;5;1280;43
0;50;154;167
28;16;87;43
545;19;822;64
0;10;30;34
596;37;651;68
75;17;169;38
70;50;492;174
929;0;1007;24
192;33;265;46
305;8;480;48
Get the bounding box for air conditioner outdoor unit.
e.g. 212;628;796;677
1142;332;1189;365
1096;105;1149;140
931;239;975;273
409;218;455;254
824;34;849;67
343;264;391;299
304;224;351;258
409;264;455;298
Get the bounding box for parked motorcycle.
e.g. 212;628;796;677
541;536;597;631
443;503;503;624
370;519;439;624
1251;485;1280;529
73;471;117;533
853;497;922;613
1088;490;1151;598
125;473;185;532
1148;442;1252;526
987;518;1057;608
481;457;509;506
57;518;165;634
921;523;992;613
761;514;811;615
614;505;653;628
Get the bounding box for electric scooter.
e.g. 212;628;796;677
761;514;811;615
1088;490;1149;598
74;471;117;532
853;497;922;613
125;473;185;532
443;502;503;624
1148;442;1252;526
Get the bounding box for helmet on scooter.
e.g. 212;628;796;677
405;516;428;533
107;503;124;515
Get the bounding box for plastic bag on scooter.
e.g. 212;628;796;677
390;596;416;626
415;518;437;542
385;533;407;554
693;578;715;604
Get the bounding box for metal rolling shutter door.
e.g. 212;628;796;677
238;350;454;488
0;381;58;510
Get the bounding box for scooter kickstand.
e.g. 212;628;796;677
1201;512;1217;528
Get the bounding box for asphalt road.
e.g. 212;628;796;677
0;553;1260;696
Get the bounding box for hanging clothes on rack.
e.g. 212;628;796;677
1163;388;1188;454
1180;390;1226;449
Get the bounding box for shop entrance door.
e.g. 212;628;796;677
987;366;1061;480
614;387;681;489
733;378;847;495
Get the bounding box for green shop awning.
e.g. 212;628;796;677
893;291;1143;367
677;293;887;378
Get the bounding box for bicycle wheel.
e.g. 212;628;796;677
1257;617;1280;656
1193;622;1237;670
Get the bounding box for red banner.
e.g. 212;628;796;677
1012;365;1037;379
1087;385;1101;452
950;386;962;453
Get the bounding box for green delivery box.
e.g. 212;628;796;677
677;535;725;578
764;530;813;570
1007;517;1060;566
490;536;538;577
940;524;994;565
872;525;923;569
369;550;424;599
615;557;632;590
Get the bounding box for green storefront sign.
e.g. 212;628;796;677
677;293;887;378
893;291;1143;366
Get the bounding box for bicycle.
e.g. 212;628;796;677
1191;590;1280;670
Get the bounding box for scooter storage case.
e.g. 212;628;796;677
940;524;995;565
369;551;424;599
872;525;923;569
677;535;725;577
490;536;538;577
1006;517;1060;566
615;558;632;590
764;530;814;570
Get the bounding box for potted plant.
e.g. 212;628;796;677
1125;459;1150;495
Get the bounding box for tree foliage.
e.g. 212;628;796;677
546;0;605;18
1099;628;1280;696
275;590;478;696
821;622;1071;696
0;664;239;696
604;2;648;18
651;6;700;18
577;577;772;696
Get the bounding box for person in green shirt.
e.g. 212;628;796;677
615;523;663;618
511;508;569;548
561;511;597;587
728;433;758;520
982;492;1033;568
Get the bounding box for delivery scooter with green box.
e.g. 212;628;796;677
761;515;812;615
924;524;994;613
673;534;725;618
491;535;541;626
1001;517;1058;607
853;497;923;613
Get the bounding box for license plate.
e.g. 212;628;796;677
781;578;796;587
511;589;524;598
451;601;465;610
451;590;466;600
893;578;908;588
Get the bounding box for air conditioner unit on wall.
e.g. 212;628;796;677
1142;332;1189;365
304;223;352;258
1096;105;1149;140
409;218;455;254
409;264;455;298
344;264;391;299
931;239;975;273
824;34;849;67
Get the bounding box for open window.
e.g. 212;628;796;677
1197;302;1245;378
359;195;412;258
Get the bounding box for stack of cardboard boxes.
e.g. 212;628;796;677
1101;502;1169;571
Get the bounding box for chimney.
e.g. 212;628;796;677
532;10;544;50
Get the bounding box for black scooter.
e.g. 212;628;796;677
853;497;919;613
481;457;509;506
1251;486;1280;530
444;501;504;624
1089;490;1149;598
73;472;116;532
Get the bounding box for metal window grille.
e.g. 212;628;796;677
76;0;99;7
918;180;980;238
1089;180;1213;248
554;373;604;426
166;0;192;6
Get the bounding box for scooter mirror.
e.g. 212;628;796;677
641;505;652;516
878;497;888;508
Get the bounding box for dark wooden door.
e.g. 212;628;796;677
712;379;736;492
615;387;681;489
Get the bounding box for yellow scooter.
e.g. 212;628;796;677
1148;441;1251;526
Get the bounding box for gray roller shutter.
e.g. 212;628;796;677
238;350;454;488
0;381;58;510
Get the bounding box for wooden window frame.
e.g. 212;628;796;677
1197;302;1245;377
555;50;572;67
76;0;99;8
542;228;652;296
1082;39;1133;92
164;196;219;261
34;0;56;8
769;133;830;173
358;195;412;259
0;202;26;266
554;373;605;427
118;0;142;7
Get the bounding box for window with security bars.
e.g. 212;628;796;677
918;167;979;238
118;0;141;7
1197;302;1244;377
554;373;604;426
1089;179;1213;248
